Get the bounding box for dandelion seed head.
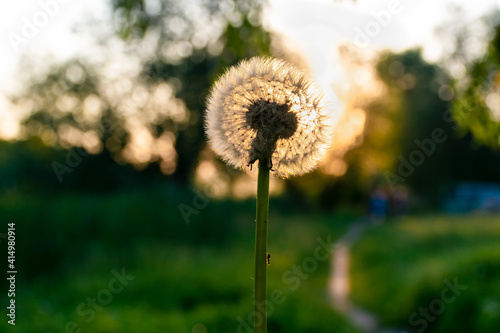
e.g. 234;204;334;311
205;57;333;177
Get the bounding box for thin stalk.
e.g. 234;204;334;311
254;159;270;333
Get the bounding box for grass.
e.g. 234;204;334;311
0;185;359;333
350;214;500;333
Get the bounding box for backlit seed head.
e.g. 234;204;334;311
205;57;333;178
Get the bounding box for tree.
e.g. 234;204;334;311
342;49;500;207
14;0;272;185
452;19;500;148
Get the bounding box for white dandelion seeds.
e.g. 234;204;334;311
205;57;332;177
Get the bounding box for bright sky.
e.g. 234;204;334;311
266;0;499;90
0;0;498;139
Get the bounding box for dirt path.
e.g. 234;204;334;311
328;219;407;333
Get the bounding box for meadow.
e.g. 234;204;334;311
0;186;359;333
2;185;499;332
350;215;500;333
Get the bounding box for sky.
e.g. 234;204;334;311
265;0;498;90
0;0;498;139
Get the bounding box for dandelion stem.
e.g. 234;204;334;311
255;159;270;333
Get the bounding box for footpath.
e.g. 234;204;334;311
328;219;409;333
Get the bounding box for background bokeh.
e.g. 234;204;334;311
1;0;500;332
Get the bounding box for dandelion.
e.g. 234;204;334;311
205;57;332;177
204;57;333;333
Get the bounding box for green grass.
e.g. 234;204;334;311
0;186;359;332
350;215;500;333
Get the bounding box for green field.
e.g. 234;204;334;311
350;215;500;333
0;187;359;333
3;187;499;332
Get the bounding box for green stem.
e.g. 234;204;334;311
255;159;270;333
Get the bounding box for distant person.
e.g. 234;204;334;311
369;186;388;222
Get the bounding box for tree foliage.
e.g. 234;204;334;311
14;0;271;184
452;15;500;148
342;49;500;206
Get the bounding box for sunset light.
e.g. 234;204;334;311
2;1;500;332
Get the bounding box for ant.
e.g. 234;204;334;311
266;253;271;266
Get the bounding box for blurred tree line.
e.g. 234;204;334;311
3;1;500;209
342;49;500;207
8;0;271;192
